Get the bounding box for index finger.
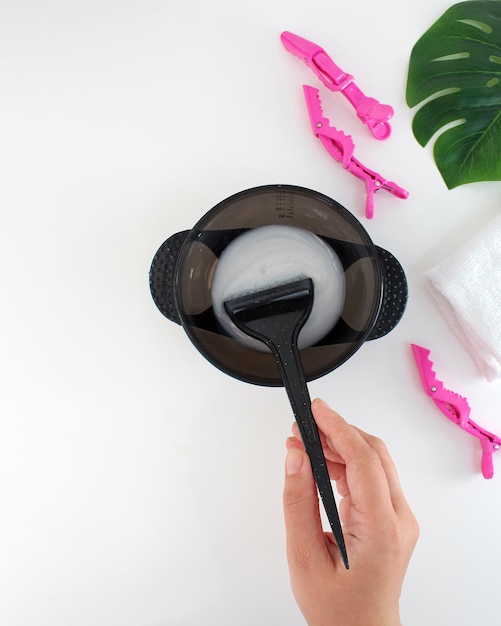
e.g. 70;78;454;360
311;398;394;517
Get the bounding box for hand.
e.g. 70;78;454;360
283;398;419;626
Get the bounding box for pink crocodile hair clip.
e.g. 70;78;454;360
281;31;394;140
411;344;501;479
303;86;408;219
281;31;408;218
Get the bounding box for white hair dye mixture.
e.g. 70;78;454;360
211;225;345;351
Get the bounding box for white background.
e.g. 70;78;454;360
1;1;501;625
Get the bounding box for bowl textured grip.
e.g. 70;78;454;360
367;247;408;340
149;230;189;325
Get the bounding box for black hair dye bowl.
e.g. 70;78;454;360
149;185;408;386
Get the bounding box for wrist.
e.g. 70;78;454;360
325;604;400;626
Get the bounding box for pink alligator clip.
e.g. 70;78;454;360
281;31;394;140
411;344;501;479
303;86;408;218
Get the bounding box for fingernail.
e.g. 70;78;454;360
313;397;329;409
286;448;304;476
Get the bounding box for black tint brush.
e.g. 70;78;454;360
224;277;349;569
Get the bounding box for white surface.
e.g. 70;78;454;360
1;1;500;625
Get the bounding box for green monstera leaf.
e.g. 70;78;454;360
406;0;501;189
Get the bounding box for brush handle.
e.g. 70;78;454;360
223;278;348;567
272;340;349;569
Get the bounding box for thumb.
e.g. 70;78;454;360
283;448;327;569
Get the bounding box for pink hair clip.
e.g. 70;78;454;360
281;31;394;140
411;344;501;479
303;86;408;219
281;31;408;218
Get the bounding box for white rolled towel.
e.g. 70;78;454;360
425;214;501;382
